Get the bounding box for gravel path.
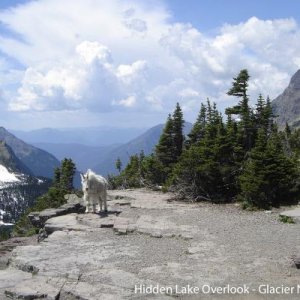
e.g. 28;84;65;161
1;188;300;299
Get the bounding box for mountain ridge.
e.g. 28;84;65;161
94;122;193;175
32;142;121;172
0;141;32;175
11;126;147;146
0;141;51;223
272;69;300;128
0;127;60;178
32;122;193;176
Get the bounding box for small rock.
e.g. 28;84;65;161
292;256;300;269
37;228;48;243
100;221;114;228
181;234;193;240
150;232;163;238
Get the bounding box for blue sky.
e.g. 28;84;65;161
0;0;300;130
166;1;300;30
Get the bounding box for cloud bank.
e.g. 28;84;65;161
0;0;300;128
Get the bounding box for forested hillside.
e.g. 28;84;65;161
111;69;300;209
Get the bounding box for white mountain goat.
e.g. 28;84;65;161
81;169;108;213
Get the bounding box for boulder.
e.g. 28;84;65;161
28;194;85;228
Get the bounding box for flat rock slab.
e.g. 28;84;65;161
77;213;116;228
44;214;88;234
280;207;300;222
109;189;198;211
0;269;32;290
113;214;197;239
45;213;123;234
3;189;300;299
0;236;38;270
5;276;60;300
109;190;175;210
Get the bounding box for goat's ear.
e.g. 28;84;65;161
80;173;84;181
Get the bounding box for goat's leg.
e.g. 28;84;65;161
91;195;96;213
84;194;90;213
99;197;103;212
104;190;108;212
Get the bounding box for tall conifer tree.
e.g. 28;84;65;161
172;102;184;158
226;69;253;151
186;103;206;146
155;114;176;173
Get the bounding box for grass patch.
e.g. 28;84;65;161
279;215;295;224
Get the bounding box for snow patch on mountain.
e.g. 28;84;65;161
0;164;20;184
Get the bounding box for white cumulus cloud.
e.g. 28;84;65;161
0;0;300;129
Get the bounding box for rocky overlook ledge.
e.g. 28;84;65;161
1;189;300;299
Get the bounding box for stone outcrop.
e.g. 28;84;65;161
28;194;85;228
1;189;300;299
272;69;300;128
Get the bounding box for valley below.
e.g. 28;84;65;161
1;189;300;299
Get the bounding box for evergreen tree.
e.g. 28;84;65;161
289;128;300;157
262;96;275;133
227;69;250;99
60;158;76;191
142;154;165;185
172;102;184;158
255;94;265;126
186;103;206;146
53;167;61;188
226;69;254;151
122;154;141;187
238;129;269;208
239;129;299;208
115;157;122;174
155;114;175;169
173;103;237;201
285;122;291;138
139;150;145;178
114;69;300;208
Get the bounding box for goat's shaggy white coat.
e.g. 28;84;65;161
81;169;108;213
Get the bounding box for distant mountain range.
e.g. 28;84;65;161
272;69;300;128
12;126;147;146
94;124;167;175
33;122;193;176
32;143;120;172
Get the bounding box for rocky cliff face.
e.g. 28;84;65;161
0;127;60;178
0;141;51;223
272;69;300;128
0;141;32;176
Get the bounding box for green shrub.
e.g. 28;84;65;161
279;215;295;224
